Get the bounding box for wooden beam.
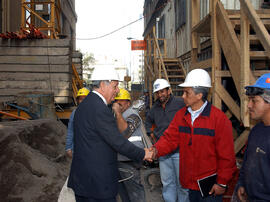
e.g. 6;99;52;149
239;0;270;59
211;0;222;109
153;31;169;81
191;14;211;34
144;60;155;78
215;70;269;78
190;58;212;69
216;1;256;96
215;83;241;121
250;51;268;60
234;129;250;154
191;0;200;64
240;7;250;127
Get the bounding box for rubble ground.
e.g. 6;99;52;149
0;119;71;202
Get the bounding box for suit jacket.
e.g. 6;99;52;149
67;92;145;199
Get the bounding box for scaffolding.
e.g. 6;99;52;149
21;0;61;39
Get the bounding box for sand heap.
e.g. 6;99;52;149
0;119;71;202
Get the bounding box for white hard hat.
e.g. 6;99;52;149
178;69;211;88
153;79;171;93
91;66;121;81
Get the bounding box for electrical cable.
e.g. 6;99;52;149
76;0;171;41
76;17;144;41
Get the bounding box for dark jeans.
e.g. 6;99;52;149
189;190;222;202
118;161;146;202
75;195;116;202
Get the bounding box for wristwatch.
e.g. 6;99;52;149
217;183;227;189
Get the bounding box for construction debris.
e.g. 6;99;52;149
0;25;48;40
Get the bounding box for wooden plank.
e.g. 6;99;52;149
153;31;169;81
250;51;268;60
234;129;250;154
0;64;70;72
0;47;70;56
0;72;71;81
227;9;270;16
190;58;212;69
216;70;270;78
216;1;256;96
72;58;81;63
211;0;222;109
191;14;211;34
240;0;270;59
0;39;71;47
0;96;15;103
0;96;71;104
216;1;241;95
0;89;72;96
191;0;200;64
0;55;69;64
229;13;270;19
240;8;250;127
0;80;71;90
215;70;232;77
215;82;241;121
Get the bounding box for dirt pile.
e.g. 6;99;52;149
0;119;71;202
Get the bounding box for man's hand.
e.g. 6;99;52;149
144;148;155;162
66;149;72;158
237;186;248;201
112;102;122;115
209;184;226;196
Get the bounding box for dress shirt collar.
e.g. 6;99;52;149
187;101;208;125
92;90;107;105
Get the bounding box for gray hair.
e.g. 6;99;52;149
192;87;209;101
261;89;270;103
92;80;110;90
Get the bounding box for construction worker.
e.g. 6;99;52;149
145;78;189;202
112;88;145;202
151;69;236;202
67;66;153;202
143;89;150;116
65;87;90;158
236;73;270;201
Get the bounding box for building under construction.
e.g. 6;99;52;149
0;0;83;117
0;0;270;201
143;0;270;156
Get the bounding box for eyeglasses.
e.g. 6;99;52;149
245;87;264;96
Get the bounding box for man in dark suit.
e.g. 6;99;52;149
68;66;152;202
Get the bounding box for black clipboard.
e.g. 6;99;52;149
197;173;217;198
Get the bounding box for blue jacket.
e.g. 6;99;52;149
237;122;270;201
65;109;75;151
67;92;145;199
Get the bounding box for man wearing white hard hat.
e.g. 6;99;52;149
67;66;153;202
152;69;236;202
145;78;188;202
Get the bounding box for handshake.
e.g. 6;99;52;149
143;146;158;162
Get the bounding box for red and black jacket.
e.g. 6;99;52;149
155;102;237;190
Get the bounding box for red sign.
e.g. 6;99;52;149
131;40;146;50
